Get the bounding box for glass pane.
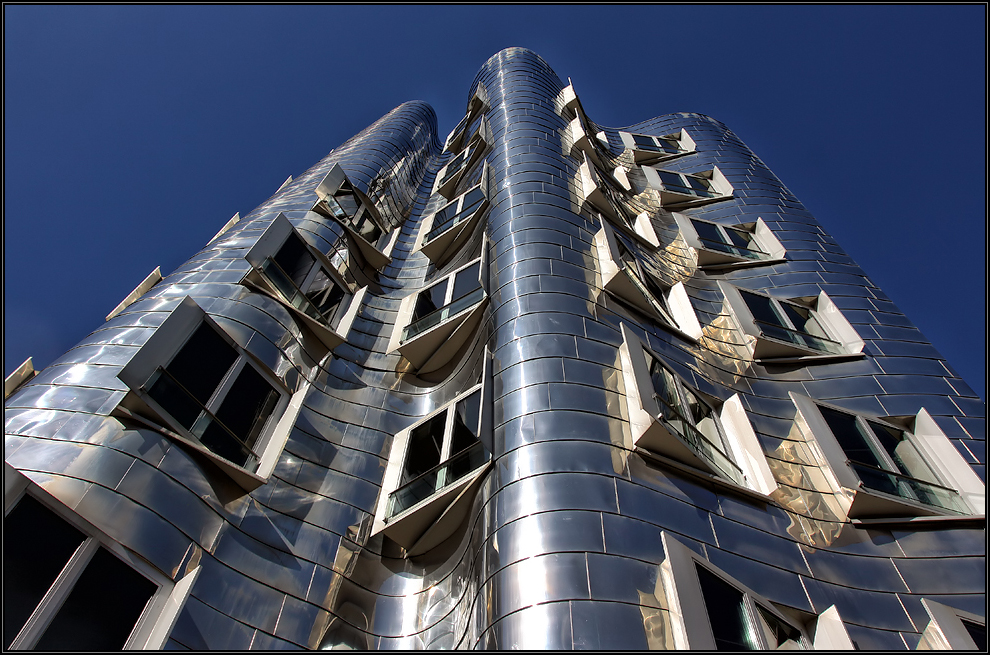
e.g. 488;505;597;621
351;209;383;245
304;268;346;322
452;390;482;445
147;369;204;430
740;291;786;329
779;302;829;341
413;280;448;322
632;134;661;151
682;387;723;451
3;496;87;649
35;547;156;651
695;563;758;650
164;323;238;406
198;418;254;468
756;604;804;649
962;620;987;650
332;185;361;218
649;355;681;413
452;263;482;301
403;412;446;484
818;406;887;471
212;364;280;452
692;219;726;246
273;232;316;288
687;175;713;195
724;226;761;252
865;420;939;484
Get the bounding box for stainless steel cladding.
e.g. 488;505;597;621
5;48;985;651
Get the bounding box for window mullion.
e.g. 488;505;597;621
439;409;457;461
9;537;100;650
856;416;899;472
206;357;246;414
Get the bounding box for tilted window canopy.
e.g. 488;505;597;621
673;214;787;270
619;129;696;163
643;165;733;208
311;164;393;271
414;162;490;267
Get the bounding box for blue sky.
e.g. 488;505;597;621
4;6;986;399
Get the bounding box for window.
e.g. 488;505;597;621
3;475;196;651
719;283;865;363
618;324;777;497
415;164;490;266
643;165;733;208
659;532;855;650
434;141;486;200
595;222;701;341
372;358;492;556
388;255;489;375
579;152;660;246
445;83;489;154
673;215;786;270
789;394;985;521
312;164;392;271
917;599;987;651
619;129;696;163
242;213;364;351
116;296;296;490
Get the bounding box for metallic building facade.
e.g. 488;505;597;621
4;47;985;650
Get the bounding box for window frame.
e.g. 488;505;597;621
312;164;394;271
596;222;702;342
619;129;696;163
643;165;734;208
434;141;486;200
673;214;787;270
619;324;778;498
3;468;199;651
580;151;661;247
659;531;855;650
242;213;365;352
789;393;986;522
371;352;493;556
718;282;865;363
115;296;300;491
414;162;490;266
918;599;986;650
388;249;490;375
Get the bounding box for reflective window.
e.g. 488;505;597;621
817;405;967;514
261;231;347;326
632;133;682;154
424;185;486;245
614;238;677;328
4;495;158;650
647;352;744;486
402;260;485;343
696;563;806;650
322;180;384;246
962;620;987;650
739;291;844;356
146;320;281;470
691;219;766;260
656;170;714;198
387;389;488;518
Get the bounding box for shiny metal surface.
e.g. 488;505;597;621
4;47;984;650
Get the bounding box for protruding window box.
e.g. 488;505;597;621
596;223;701;341
580;152;660;247
659;531;856;650
619;129;696;163
918;599;986;650
415;165;490;266
790;394;985;522
373;365;493;556
312;164;392;271
116;296;300;491
720;283;864;363
389;257;489;374
241;213;363;352
445;82;489;154
643;165;733;208
619;324;778;498
434;142;485;200
674;215;787;270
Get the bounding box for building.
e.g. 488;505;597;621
3;47;985;650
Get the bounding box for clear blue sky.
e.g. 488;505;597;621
4;6;986;399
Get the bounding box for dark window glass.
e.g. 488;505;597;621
633;134;659;149
213;364;280;451
35;547;156;651
696;563;758;650
332;184;361;218
755;604;803;649
304;268;346;321
819;406;886;470
657;170;686;188
687;175;712;194
962;620;987;650
452;263;482;301
403;412;446;483
3;496;87;649
351;209;383;245
741;291;786;329
274;232;316;288
691;219;726;247
147;369;204;430
163;323;238;407
724;226;758;251
414;279;448;321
